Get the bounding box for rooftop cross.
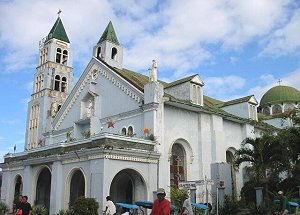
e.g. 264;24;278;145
278;79;282;86
58;9;62;17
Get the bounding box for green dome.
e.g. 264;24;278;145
260;85;300;107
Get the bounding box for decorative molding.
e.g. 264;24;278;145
103;154;158;163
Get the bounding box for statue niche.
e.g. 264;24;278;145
85;98;94;118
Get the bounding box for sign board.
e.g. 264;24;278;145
178;181;196;190
195;179;214;186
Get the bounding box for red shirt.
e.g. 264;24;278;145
151;198;171;215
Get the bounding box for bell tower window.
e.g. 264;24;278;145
97;47;102;59
54;75;60;91
111;47;117;60
61;77;67;92
62;50;68;65
56;48;62;63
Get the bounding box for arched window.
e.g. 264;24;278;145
97;47;102;58
62;50;68;65
61;77;67;92
69;170;85;207
170;143;186;187
192;85;197;103
262;107;270;115
36;168;51;212
272;104;282;115
111;47;117;60
35;77;39;93
57;105;62;112
128;126;134;136
56;48;62;63
121;127;126;135
14;175;23;200
54;75;60;91
226;150;237;199
284;103;294;113
197;86;201;104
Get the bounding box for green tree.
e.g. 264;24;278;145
72;196;99;215
234;133;281;205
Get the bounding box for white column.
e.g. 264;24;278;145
50;161;63;214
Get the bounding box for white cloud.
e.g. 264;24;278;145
204;75;246;100
0;0;296;79
261;9;300;56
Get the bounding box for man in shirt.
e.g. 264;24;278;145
19;196;32;215
182;193;193;215
103;196;116;215
278;191;289;215
151;188;171;215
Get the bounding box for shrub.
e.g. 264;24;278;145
219;195;239;215
0;201;8;215
32;205;48;215
72;196;99;215
170;187;188;212
56;209;73;215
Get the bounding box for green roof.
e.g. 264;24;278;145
260;85;300;107
114;67;167;92
165;75;198;88
98;21;120;45
220;95;254;107
47;17;70;43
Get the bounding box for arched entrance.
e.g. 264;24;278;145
13;175;23;205
69;170;85;206
36;168;51;212
170;143;187;187
226;149;237;199
110;169;147;203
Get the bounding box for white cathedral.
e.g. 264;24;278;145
1;16;300;215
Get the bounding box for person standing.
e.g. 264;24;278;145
278;191;289;215
14;195;23;215
151;188;171;215
103;196;116;215
18;196;32;215
182;193;193;215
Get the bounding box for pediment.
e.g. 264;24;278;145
52;57;144;130
191;75;204;86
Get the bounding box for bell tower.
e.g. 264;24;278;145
93;21;123;69
25;14;73;149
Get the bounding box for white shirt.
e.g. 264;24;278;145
106;200;116;215
183;198;193;215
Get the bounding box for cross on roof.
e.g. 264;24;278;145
58;9;62;17
278;79;282;86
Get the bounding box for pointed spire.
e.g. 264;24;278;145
47;17;70;43
98;21;119;45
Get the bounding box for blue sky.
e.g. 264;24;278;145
1;0;300;160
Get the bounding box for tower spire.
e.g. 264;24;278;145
47;15;70;43
97;21;119;45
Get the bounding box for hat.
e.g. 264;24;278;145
278;191;283;195
157;188;165;194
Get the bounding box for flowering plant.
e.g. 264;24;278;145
143;127;151;134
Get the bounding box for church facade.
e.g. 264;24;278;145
1;17;271;214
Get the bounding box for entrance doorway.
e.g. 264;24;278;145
36;168;51;213
69;170;85;206
110;169;147;203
